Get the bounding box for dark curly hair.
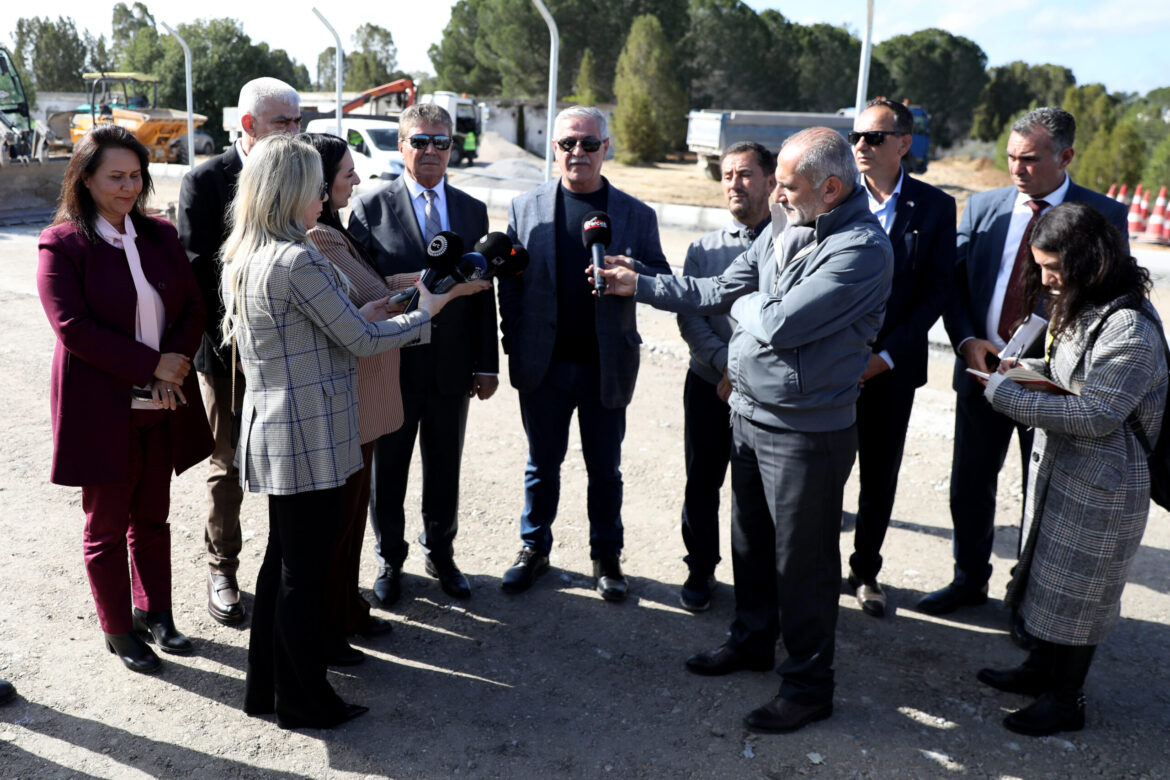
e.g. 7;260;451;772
1023;201;1151;336
52;124;156;243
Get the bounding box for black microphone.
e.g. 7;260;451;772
581;211;612;293
474;232;530;279
387;231;463;306
430;252;488;293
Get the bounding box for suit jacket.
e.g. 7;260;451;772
944;179;1129;395
228;241;431;495
178;146;243;376
347;177;498;396
500;178;672;408
37;218;213;486
988;300;1166;644
871;175;957;390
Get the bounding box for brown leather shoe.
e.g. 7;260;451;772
208;572;245;625
744;695;833;734
848;571;886;618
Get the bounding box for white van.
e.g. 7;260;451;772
305;116;406;182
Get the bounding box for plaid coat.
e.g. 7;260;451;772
228;241;430;495
987;299;1167;645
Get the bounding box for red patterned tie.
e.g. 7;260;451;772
997;199;1049;343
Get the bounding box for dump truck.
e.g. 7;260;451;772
0;46;67;226
68;72;206;163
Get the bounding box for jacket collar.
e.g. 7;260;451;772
812;184;873;243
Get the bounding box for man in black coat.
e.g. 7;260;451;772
348;103;498;605
178;77;302;625
846;99;956;617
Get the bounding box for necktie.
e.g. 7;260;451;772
997;199;1049;342
423;189;441;242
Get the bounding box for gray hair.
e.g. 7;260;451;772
401;104;453;137
237;77;300;125
1012;107;1076;153
783;127;857;190
554;105;608;140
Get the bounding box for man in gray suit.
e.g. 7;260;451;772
923;107;1129;619
497;106;671;601
348;104;498;606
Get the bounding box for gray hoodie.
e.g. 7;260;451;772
636;185;893;432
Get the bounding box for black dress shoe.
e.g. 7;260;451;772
0;678;15;705
593;555;628;602
277;701;370;730
501;547;549;594
848;571;887;618
373;566;402;607
353;616;393;638
105;631;162;674
744;695;833;734
425;557;472;599
327;641;366;667
133;608;193;655
917;581;989;615
680;572;715;612
207;572;245;625
1004;691;1085;736
685;644;773;676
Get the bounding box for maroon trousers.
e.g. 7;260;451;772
81;409;173;634
328;441;375;639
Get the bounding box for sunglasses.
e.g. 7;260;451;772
407;134;452;151
556;136;604;153
319;181;330;201
847;130;904;147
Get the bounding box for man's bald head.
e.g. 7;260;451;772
774;128;857;226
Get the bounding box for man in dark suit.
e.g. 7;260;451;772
924;107;1129;616
846;99;956;618
497;106;671;601
178;77;302;626
348;103;498;605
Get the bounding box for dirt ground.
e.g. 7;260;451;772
2;153;1169;778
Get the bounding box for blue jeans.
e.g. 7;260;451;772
517;360;626;557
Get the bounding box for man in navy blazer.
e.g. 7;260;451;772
924;107;1129;617
348;103;498;606
846;99;956;618
498;106;671;601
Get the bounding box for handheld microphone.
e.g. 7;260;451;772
474;232;530;279
430;252;488;293
581;211;612;293
387;231;463;306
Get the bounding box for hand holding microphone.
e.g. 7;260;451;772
387;231;464;307
582;211;611;294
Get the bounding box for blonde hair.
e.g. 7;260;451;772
221;134;324;346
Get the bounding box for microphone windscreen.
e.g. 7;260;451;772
581;211;612;249
474;231;513;265
493;244;530;278
454;252;488;282
425;231;463;277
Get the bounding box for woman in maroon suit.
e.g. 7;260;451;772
37;125;213;674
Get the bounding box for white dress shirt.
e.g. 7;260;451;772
403;173;449;237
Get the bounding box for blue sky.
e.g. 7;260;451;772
15;1;1167;96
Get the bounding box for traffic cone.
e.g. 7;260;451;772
1107;183;1117;198
1139;186;1167;244
1128;190;1144;236
1117;183;1129;205
1141;187;1151;221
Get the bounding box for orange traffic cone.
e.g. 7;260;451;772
1139;186;1168;244
1128;190;1144;236
1141;187;1151;221
1107;183;1118;198
1117;183;1130;205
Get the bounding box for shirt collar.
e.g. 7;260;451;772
404;172;443;200
860;168;904;208
1015;173;1070;209
95;214;136;246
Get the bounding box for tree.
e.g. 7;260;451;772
474;0;550;97
874;28;987;148
111;2;156;63
1075;121;1144;192
567;48;603;106
972;62;1075;142
1143;133;1170;191
84;32;116;74
429;0;501;95
352;24;398;76
613;14;686;162
12;16;88;91
681;0;776;111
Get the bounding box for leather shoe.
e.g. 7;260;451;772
1003;691;1085;736
744;695;833;734
917;581;988;615
0;678;15;705
373;566;402;607
133;608;193;654
105;631;162;674
327;641;366;667
593;555;628;602
353;616;393;638
679;572;715;612
501;547;549;594
278;701;370;730
207;572;245;625
425;557;472;599
685;644;773;676
847;571;886;618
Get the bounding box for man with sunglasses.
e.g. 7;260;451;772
845;99;956;620
179;77;302;628
348;103;498;606
497;106;670;602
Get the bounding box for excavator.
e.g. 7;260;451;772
0;46;63;226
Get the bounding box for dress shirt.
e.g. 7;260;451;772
984;174;1069;348
403;173;450;238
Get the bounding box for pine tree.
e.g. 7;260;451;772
612;15;686;163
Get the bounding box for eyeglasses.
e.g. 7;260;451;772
847;130;904;147
407;134;452;151
556;136;604;153
319;181;330;202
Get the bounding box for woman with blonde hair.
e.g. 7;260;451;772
222;134;486;729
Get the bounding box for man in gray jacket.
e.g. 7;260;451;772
599;127;893;734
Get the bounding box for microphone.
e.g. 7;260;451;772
430;252;488;293
387;231;463;306
581;211;612;293
474;232;530;279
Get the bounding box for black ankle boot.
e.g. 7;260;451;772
1003;644;1095;736
133;608;194;655
977;641;1052;697
105;631;162;674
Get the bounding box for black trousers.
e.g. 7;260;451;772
949;388;1033;587
727;415;857;706
680;370;732;576
849;374;917;581
370;389;470;570
245;487;345;726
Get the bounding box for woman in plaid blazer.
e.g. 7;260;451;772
976;203;1167;737
222;135;487;730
